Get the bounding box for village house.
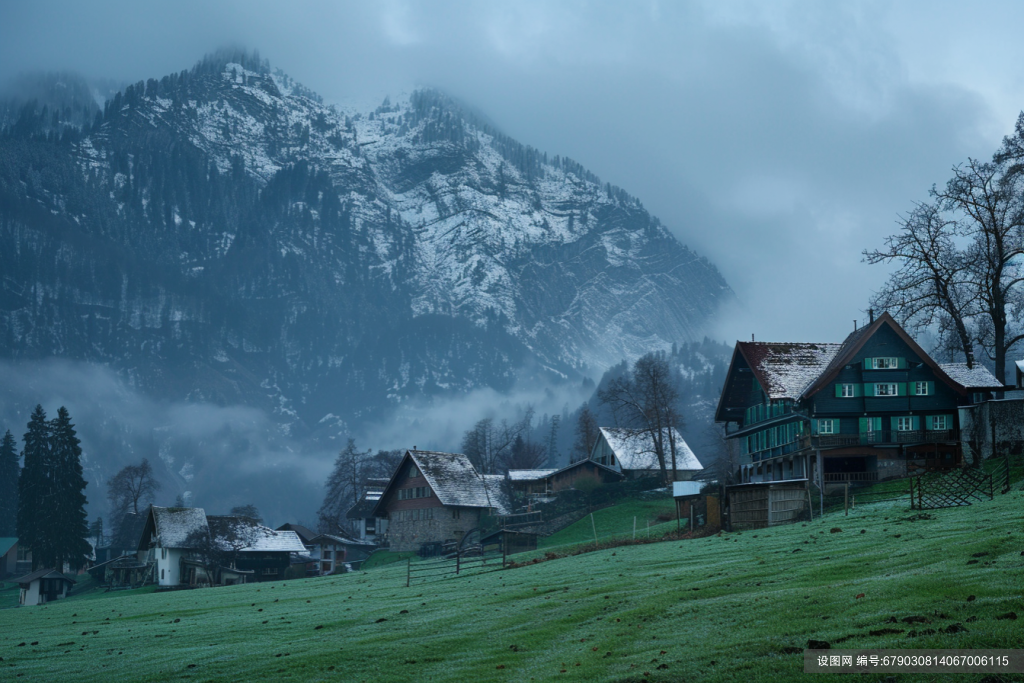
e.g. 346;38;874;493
16;568;76;606
206;516;307;582
372;450;511;553
309;532;377;574
137;506;210;587
345;479;390;544
715;312;1004;488
136;506;307;587
590;427;703;480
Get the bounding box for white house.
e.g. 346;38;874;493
17;568;76;606
590;428;703;481
137;506;210;587
309;532;377;574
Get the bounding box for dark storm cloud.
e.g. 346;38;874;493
2;0;1021;341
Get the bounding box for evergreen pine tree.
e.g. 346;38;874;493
17;405;52;568
0;430;19;536
48;407;91;570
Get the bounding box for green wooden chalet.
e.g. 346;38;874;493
715;312;1004;485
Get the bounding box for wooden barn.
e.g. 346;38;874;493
372;450;510;553
727;480;810;530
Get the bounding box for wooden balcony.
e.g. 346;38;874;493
823;472;878;483
814;429;957;448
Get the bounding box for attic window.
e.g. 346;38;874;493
409;464;420;478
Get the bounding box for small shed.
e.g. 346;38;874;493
480;529;539;556
727;479;810;530
17;568;76;606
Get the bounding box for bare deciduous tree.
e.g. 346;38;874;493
598;353;685;485
461;409;534;474
570;404;600;463
107;458;160;541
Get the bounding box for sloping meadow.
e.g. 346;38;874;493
1;491;1021;682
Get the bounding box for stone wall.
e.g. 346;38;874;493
961;398;1024;463
387;508;483;552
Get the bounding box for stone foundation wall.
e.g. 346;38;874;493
387;509;482;552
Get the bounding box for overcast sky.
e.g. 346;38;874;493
4;0;1023;344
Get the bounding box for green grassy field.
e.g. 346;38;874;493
537;497;679;552
1;490;1022;682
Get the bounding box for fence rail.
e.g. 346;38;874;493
909;467;993;510
406;551;505;587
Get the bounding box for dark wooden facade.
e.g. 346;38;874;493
717;313;1005;487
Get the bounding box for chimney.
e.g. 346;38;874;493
751;333;755;342
868;308;875;324
853;319;857;331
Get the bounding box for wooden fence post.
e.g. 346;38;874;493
909;478;914;510
406;558;411;588
591;513;598;549
844;482;849;516
456;550;461;575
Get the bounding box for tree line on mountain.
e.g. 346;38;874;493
867;113;1024;385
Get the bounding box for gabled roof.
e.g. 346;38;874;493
373;450;511;517
207;516;307;553
597;428;703;471
507;469;557;482
16;568;76;586
734;341;843;401
310;532;376;548
149;506;210;549
938;363;1004;390
275;523;318;545
346;491;382;520
0;538;16;556
112;512;148;550
548;458;625;480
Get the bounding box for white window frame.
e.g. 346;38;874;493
932;415;947;430
818;419;836;434
875;383;898;396
841;384;857;397
873;357;899;369
896;417;914;432
915;382;930;395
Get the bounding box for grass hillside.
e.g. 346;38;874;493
1;490;1022;682
538;497;679;551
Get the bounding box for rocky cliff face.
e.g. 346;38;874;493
0;49;733;441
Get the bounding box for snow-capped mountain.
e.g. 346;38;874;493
0;49;733;437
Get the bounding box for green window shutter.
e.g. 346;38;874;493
854;384;862;397
863;358;873;370
873;417;883;431
908;382;917;396
863;383;874;397
928;381;935;396
898;357;907;369
925;415;933;430
858;417;867;433
890;416;899;431
835;384;843;398
912;416;920;431
897;382;907;396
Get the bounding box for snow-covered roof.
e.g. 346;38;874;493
207;516;307;553
597;428;703;471
507;469;557;482
151;507;210;549
1016;360;1024;374
408;450;509;511
346;490;383;520
310;533;376;548
938;363;1004;389
737;341;843;400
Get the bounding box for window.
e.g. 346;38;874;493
452;509;460;519
914;382;930;395
409;464;420;478
322;549;332;559
817;419;836;434
841;384;857;397
161;548;167;560
875;383;898;396
161;569;165;580
261;567;278;576
929;415;949;430
896;417;914;431
871;357;900;369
